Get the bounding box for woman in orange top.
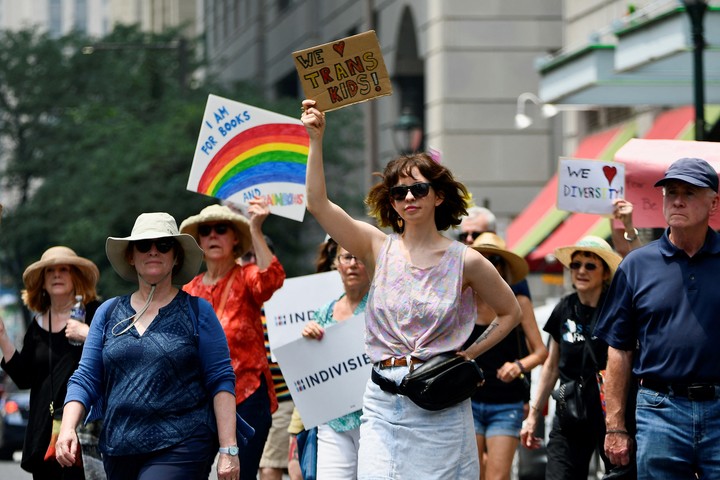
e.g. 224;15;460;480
181;198;285;480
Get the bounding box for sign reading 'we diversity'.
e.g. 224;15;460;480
187;95;310;222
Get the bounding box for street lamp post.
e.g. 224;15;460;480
683;0;708;141
392;109;423;155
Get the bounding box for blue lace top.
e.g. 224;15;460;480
66;291;235;456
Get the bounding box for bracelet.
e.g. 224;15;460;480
530;404;540;412
514;360;526;374
605;429;629;436
623;228;639;242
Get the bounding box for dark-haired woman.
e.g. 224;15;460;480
301;99;522;479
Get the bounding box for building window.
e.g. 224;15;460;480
48;0;62;37
74;0;88;33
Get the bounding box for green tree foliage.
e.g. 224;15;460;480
0;25;365;302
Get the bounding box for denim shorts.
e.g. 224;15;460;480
471;400;524;438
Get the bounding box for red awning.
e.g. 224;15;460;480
506;123;635;257
526;213;611;264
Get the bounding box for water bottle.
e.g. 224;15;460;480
68;295;85;346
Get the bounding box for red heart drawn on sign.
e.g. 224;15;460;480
333;41;345;57
603;166;617;185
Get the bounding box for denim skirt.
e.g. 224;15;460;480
357;365;479;479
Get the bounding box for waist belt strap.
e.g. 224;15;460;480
371;368;402;395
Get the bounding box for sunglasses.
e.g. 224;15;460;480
389;182;432;201
337;253;360;266
133;238;177;254
485;254;504;267
198;223;231;237
569;261;599;271
457;231;484;243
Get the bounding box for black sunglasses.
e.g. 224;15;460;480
133;238;177;254
569;261;599;271
389;182;432;201
198;223;231;237
458;231;484;243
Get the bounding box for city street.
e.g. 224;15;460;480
0;453;29;479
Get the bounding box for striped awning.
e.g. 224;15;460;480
506;123;635;257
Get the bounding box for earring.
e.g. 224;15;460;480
397;217;404;229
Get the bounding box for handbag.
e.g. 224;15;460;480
551;303;601;427
398;352;485;411
552;378;587;425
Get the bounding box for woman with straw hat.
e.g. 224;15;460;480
466;233;548;480
55;212;244;480
520;236;632;480
180;199;285;480
0;246;99;479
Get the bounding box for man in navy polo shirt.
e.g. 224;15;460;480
595;157;720;479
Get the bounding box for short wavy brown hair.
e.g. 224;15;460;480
366;153;470;233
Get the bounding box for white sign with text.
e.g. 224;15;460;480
264;270;344;351
273;313;371;428
557;158;625;214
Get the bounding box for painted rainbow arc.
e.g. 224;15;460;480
198;123;310;198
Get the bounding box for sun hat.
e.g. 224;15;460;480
471;232;529;284
23;246;100;292
654;157;719;192
106;212;203;285
179;204;252;258
554;236;622;276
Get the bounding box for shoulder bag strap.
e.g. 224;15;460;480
215;267;239;321
47;311;55;417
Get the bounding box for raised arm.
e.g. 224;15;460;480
461;249;522;360
301;99;385;270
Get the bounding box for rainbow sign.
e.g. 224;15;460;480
187;95;310;222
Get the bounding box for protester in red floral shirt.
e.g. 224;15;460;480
181;198;285;480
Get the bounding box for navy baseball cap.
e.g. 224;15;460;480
654;157;719;192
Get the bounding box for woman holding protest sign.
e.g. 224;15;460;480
301;99;521;479
301;244;371;479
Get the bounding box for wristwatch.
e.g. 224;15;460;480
219;445;239;456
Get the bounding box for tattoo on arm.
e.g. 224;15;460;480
473;320;499;345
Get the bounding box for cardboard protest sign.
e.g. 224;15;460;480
557;158;625;215
293;30;392;111
614;138;720;228
264;270;344;351
273;313;371;428
187;95;310;222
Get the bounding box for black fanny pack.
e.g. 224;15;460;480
371;352;485;411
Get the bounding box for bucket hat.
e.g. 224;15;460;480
654;157;718;192
554;236;622;276
106;212;203;285
23;246;99;292
471;232;529;284
179;204;252;258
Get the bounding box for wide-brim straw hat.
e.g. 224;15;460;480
179;204;252;258
471;232;529;284
554;235;622;276
23;246;100;292
106;212;203;285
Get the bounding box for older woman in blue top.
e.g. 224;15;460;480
55;213;241;480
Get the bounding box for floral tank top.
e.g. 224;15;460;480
366;234;477;363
